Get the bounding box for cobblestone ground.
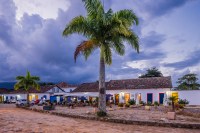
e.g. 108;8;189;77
0;104;200;133
32;105;200;124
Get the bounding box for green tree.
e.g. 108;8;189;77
63;0;139;113
176;73;200;90
139;67;163;78
14;71;40;106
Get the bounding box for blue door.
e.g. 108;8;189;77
147;93;153;104
159;93;164;104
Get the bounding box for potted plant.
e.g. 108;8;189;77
167;96;178;120
178;99;189;107
125;103;130;108
128;99;136;108
118;103;124;109
145;102;151;110
154;101;159;109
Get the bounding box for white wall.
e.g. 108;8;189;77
63;87;76;93
2;93;51;101
171;90;200;105
71;88;171;103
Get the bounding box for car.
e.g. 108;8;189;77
10;99;17;103
16;99;27;106
16;99;35;106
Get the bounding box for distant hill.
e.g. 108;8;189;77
0;82;16;89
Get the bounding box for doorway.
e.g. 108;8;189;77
159;93;164;104
124;93;130;103
172;92;179;103
115;94;119;105
147;93;153;104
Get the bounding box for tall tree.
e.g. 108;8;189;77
176;73;200;90
14;71;40;106
139;67;163;78
63;0;139;113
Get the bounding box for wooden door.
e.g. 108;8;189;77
124;93;130;103
115;94;119;105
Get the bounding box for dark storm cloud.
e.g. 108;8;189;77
141;0;188;17
0;0;98;83
164;49;200;70
141;31;166;48
0;0;197;85
105;0;189;18
129;51;165;61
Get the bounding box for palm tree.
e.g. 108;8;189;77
63;0;139;113
168;96;178;111
14;71;40;106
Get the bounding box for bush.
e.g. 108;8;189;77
146;102;152;106
118;103;124;107
97;111;107;117
125;103;130;107
128;99;136;105
139;101;145;106
178;99;189;105
154;101;159;106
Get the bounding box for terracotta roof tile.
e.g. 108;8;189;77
72;76;172;93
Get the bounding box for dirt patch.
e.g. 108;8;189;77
0;104;200;133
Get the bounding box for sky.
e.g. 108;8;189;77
0;0;200;86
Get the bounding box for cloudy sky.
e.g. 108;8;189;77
0;0;200;85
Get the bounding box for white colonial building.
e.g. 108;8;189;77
0;82;77;103
71;77;173;104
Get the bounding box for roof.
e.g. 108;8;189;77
0;88;12;94
56;82;77;88
0;82;76;94
1;85;54;94
72;76;172;93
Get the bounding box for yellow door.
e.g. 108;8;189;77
29;95;32;101
172;92;178;103
35;95;38;100
124;93;130;103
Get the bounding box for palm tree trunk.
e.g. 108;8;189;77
98;46;106;112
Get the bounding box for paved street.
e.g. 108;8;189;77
0;104;199;133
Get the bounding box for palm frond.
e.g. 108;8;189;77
63;16;93;37
113;9;139;27
74;40;97;62
83;0;104;19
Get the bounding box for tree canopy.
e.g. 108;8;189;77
139;67;163;78
176;73;200;90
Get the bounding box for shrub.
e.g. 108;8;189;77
125;103;130;107
140;101;145;106
178;99;189;105
147;102;152;106
154;101;159;106
97;111;107;117
118;103;124;107
128;99;136;105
